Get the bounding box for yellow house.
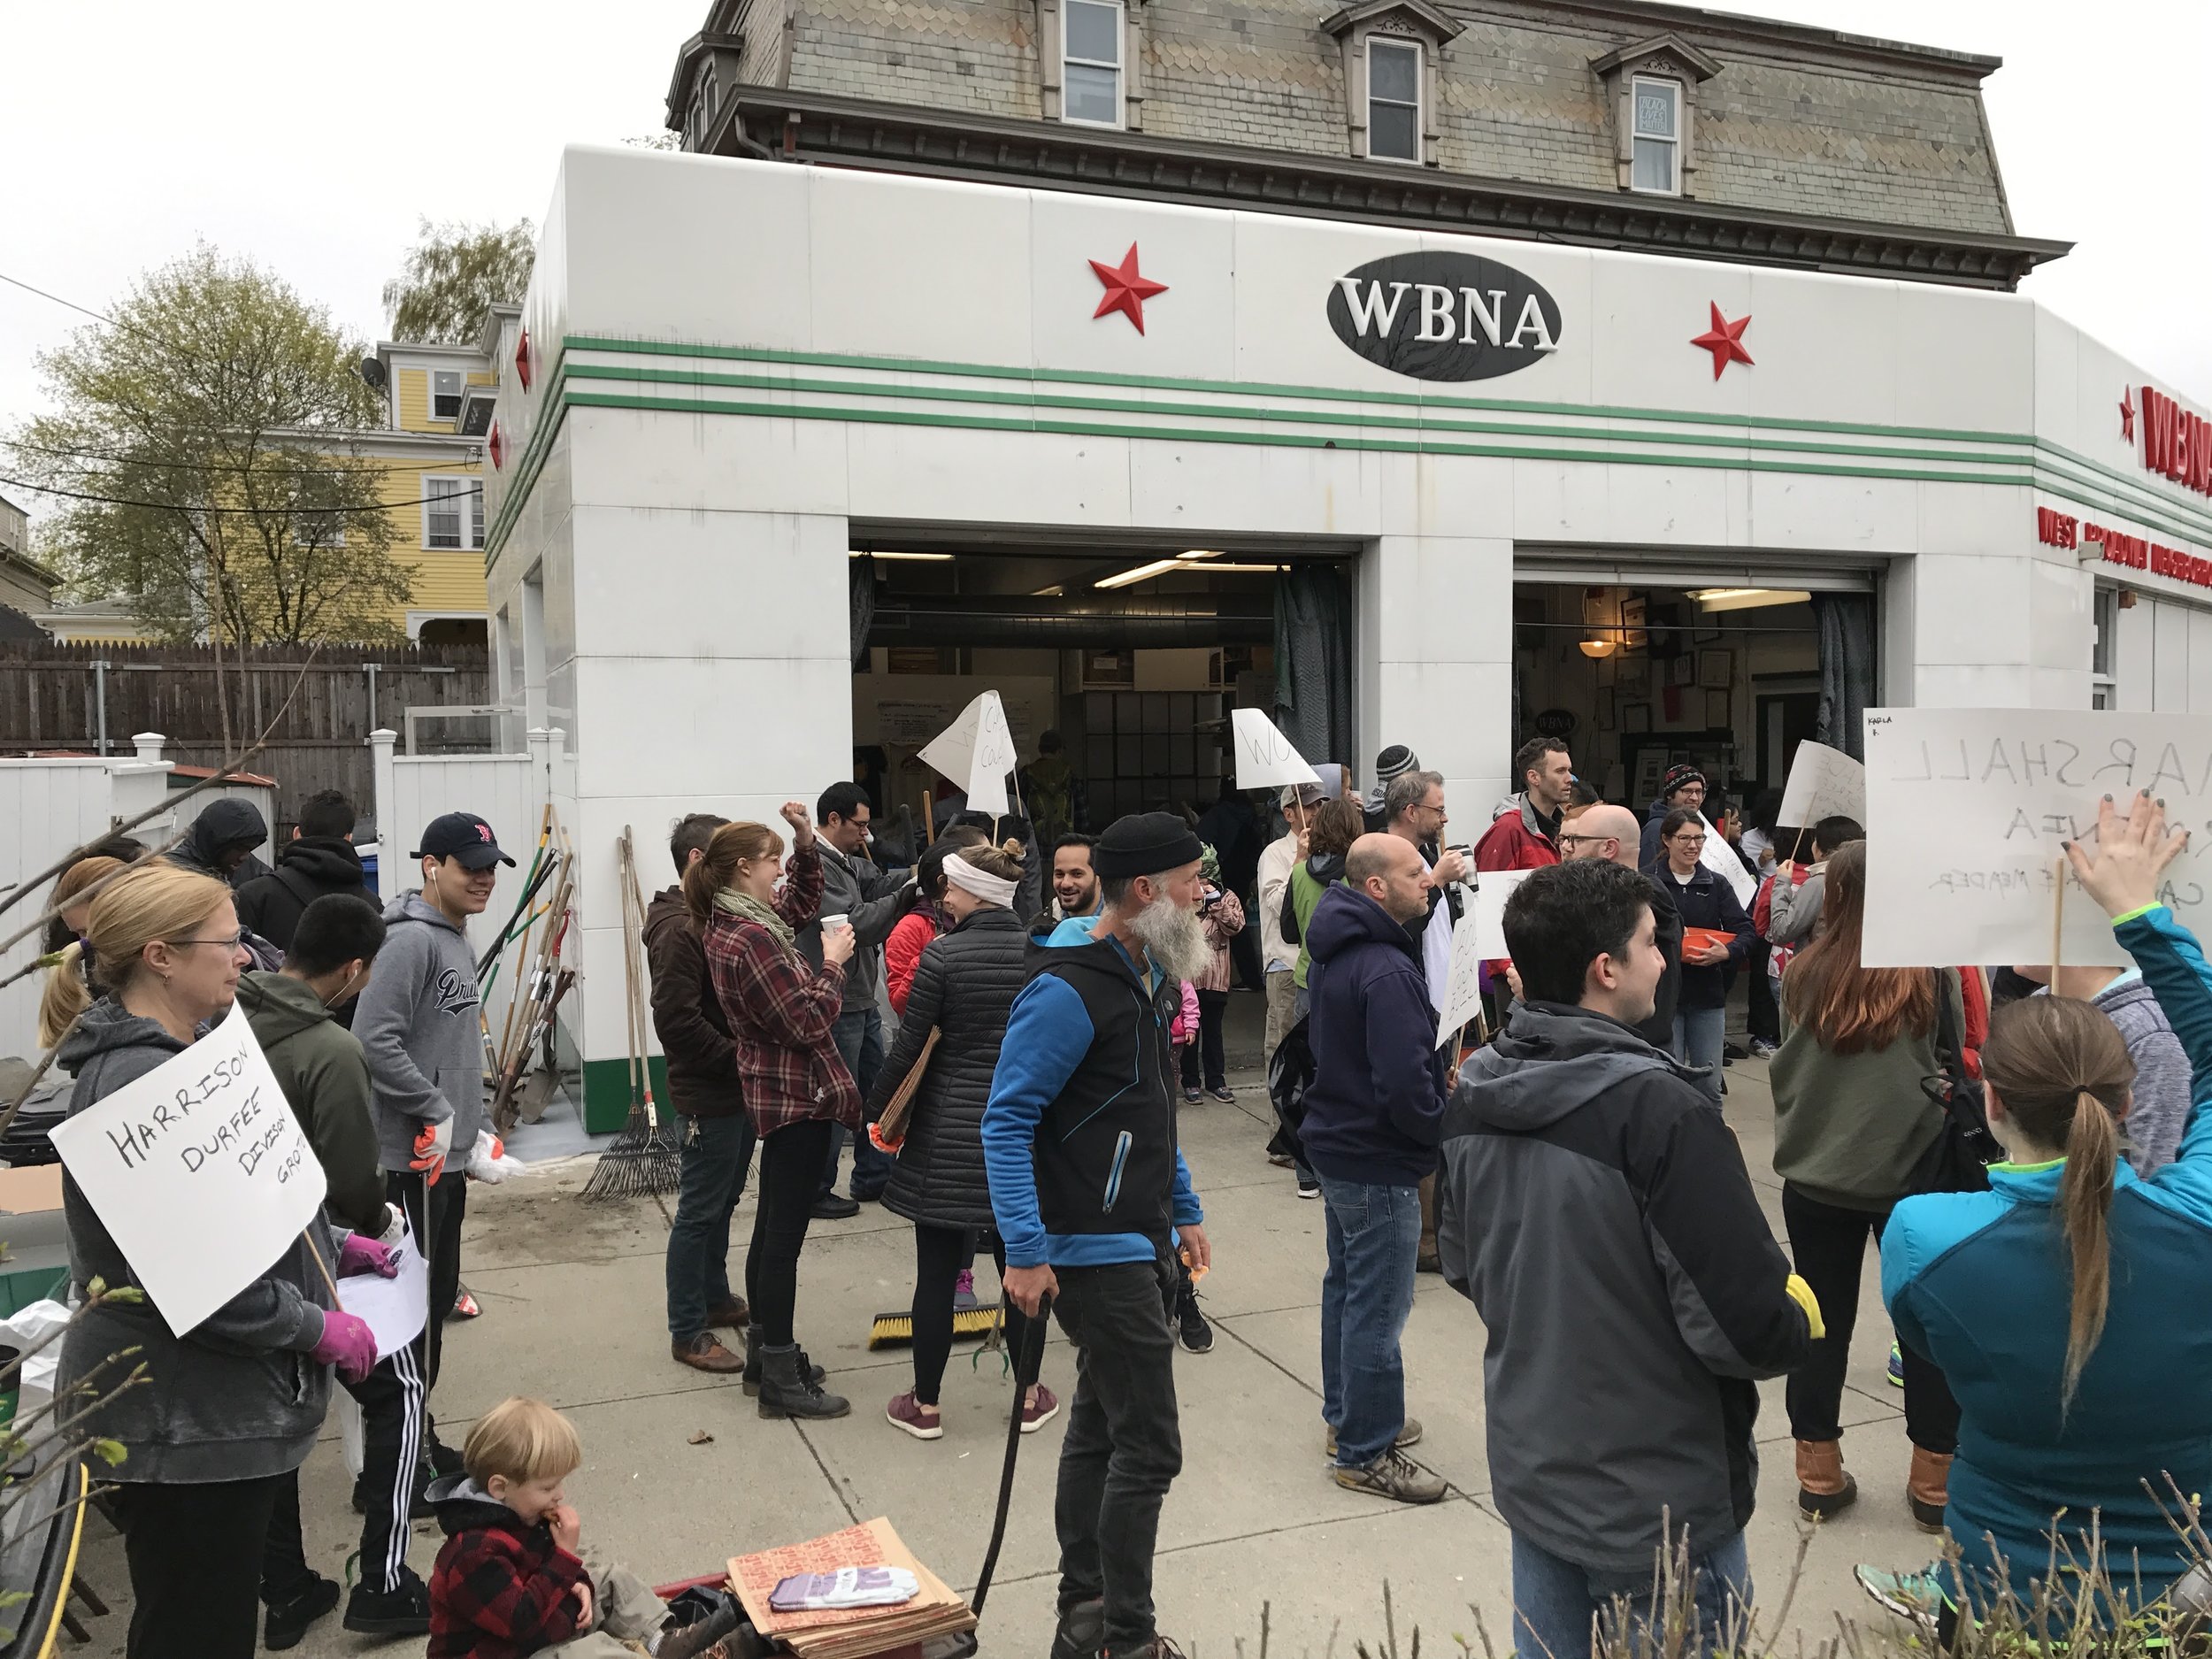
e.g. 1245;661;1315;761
357;303;521;643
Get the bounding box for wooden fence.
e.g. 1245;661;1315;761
0;642;495;834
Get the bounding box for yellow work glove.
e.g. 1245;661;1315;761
1785;1273;1825;1340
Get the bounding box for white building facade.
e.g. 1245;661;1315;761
482;145;2212;1114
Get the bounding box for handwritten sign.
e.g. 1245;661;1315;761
1231;709;1322;790
1777;741;1866;831
337;1229;429;1362
1696;817;1757;906
918;691;1019;818
1862;707;2212;968
50;1002;326;1334
1437;868;1531;1045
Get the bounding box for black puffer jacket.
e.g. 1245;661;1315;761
869;905;1028;1231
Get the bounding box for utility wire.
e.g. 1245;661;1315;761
0;473;482;518
4;436;481;480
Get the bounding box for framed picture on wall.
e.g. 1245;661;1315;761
1694;624;1724;644
1622;703;1651;733
1618;660;1650;699
1705;690;1732;727
1583;588;1613;625
1622;596;1648;651
1697;649;1733;688
1670;654;1694;687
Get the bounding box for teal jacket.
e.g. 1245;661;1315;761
1882;904;2212;1609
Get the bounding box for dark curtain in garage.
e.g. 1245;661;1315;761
1813;592;1876;761
1274;564;1356;771
849;554;877;669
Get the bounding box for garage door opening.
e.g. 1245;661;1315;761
849;533;1356;843
1512;577;1870;826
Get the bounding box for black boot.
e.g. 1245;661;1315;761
743;1329;825;1398
757;1341;849;1420
1051;1597;1107;1659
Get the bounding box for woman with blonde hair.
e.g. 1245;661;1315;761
1861;793;2212;1630
1768;838;1962;1525
690;802;859;1421
36;855;127;1048
56;861;379;1659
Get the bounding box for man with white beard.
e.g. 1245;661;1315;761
984;812;1216;1659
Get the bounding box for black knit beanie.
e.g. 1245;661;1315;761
1093;811;1204;880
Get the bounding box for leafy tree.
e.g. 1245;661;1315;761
12;247;417;734
382;218;534;344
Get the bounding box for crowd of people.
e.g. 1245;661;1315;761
35;733;2212;1659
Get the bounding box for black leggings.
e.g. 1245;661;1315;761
912;1224;1033;1404
117;1475;286;1659
746;1118;837;1347
1180;990;1229;1091
1782;1182;1960;1451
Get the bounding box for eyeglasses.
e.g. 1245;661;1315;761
1556;834;1611;851
169;929;248;950
1671;836;1708;850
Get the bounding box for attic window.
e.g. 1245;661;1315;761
1631;77;1680;194
1367;40;1422;163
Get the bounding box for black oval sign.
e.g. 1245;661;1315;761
1325;251;1563;382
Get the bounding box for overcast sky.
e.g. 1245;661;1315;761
3;0;2206;495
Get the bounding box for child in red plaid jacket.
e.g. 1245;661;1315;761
428;1397;737;1658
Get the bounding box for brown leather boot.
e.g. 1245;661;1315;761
1908;1447;1953;1533
1795;1439;1858;1517
672;1333;744;1374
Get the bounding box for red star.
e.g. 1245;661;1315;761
1089;242;1168;334
1691;303;1755;380
2120;388;2136;442
487;421;504;471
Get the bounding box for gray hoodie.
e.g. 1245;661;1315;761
54;998;334;1485
352;892;484;1169
2091;973;2193;1176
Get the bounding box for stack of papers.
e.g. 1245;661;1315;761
729;1518;974;1659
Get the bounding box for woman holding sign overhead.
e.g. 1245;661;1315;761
53;862;380;1659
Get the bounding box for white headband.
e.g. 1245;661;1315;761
942;851;1017;907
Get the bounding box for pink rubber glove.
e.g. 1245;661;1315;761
311;1310;378;1383
338;1234;399;1279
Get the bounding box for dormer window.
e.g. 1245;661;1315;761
1366;40;1422;163
1321;1;1462;167
1631;76;1681;194
1063;0;1124;127
1591;35;1720;198
432;371;462;422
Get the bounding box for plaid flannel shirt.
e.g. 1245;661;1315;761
428;1513;589;1659
702;843;863;1137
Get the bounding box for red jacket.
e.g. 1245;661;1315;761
700;845;863;1138
885;909;941;1017
1472;795;1561;875
427;1479;590;1659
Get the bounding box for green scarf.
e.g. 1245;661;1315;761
714;888;794;949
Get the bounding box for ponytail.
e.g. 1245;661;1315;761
1981;995;2133;1409
36;941;89;1050
682;821;785;931
2058;1092;2116;1406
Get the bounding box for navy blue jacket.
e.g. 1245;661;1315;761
1648;862;1754;1011
1299;884;1447;1187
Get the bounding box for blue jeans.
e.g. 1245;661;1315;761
1671;1005;1725;1104
664;1111;757;1340
1317;1176;1421;1469
1511;1528;1750;1659
822;1002;893;1199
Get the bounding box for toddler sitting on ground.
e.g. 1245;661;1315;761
429;1395;738;1658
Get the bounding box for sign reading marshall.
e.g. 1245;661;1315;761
1326;251;1563;382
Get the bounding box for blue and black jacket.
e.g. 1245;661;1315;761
1883;903;2212;1609
982;914;1202;1271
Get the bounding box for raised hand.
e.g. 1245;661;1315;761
2064;790;2190;919
779;802;816;849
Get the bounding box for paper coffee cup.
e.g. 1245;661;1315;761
820;912;850;932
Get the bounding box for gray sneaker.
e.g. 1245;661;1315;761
1325;1418;1422;1461
1333;1447;1448;1505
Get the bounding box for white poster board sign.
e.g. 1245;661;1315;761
1862;706;2212;968
336;1231;430;1362
50;1002;326;1334
1231;709;1322;790
1471;869;1534;961
918;691;1019;819
1697;817;1757;906
1777;741;1866;831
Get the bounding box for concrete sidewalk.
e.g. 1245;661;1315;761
67;1002;1932;1656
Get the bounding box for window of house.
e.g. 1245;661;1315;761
432;370;463;421
1063;0;1123;127
1367;39;1422;163
423;476;483;550
2093;586;2119;709
1630;76;1681;194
